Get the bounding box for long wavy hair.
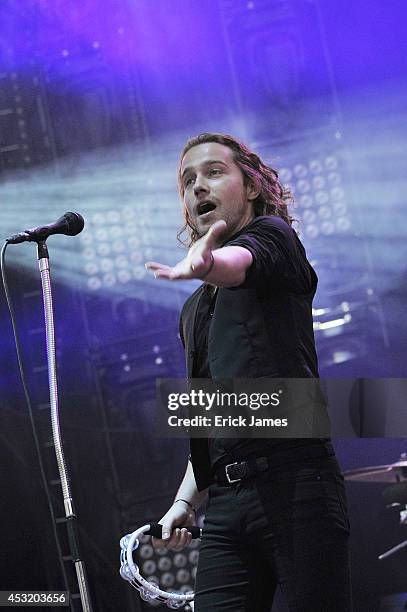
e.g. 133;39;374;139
177;132;294;246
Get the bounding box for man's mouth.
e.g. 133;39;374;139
197;201;217;217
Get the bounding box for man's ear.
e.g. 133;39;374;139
246;179;260;202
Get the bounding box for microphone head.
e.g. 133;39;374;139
63;212;85;236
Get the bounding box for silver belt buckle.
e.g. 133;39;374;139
225;461;242;484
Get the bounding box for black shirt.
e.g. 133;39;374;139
188;216;327;472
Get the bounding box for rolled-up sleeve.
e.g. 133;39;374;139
226;216;315;293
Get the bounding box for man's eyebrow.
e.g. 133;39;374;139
181;160;229;180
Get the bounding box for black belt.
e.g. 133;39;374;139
214;441;335;486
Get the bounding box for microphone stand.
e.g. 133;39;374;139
378;503;407;560
37;241;93;612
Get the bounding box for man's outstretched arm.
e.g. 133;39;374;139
145;220;253;287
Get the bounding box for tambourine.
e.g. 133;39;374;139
119;523;202;609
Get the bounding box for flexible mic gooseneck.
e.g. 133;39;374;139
2;210;92;609
6;212;85;244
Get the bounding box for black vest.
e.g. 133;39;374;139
179;271;319;491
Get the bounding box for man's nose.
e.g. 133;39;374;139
193;174;209;195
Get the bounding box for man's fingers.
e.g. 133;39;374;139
152;528;192;551
153;269;173;279
151;521;173;548
146;260;195;280
145;261;178;280
152;527;175;549
181;528;193;548
151;536;164;549
146;259;197;281
151;268;192;280
166;528;192;551
145;261;171;272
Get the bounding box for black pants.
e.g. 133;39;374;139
194;455;352;612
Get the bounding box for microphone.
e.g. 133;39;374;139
6;212;85;244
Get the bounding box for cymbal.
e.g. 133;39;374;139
343;461;407;483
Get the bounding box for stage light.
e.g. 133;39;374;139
318;206;331;219
333;201;347;215
92;213;104;225
115;255;129;268
331;186;344;200
95;228;108;241
296;179;310;193
87;277;101;290
327;172;341;185
161;572;175;587
324;156;338;170
332;350;354;364
305;225;319;239
102;272;116;287
118;270;131;283
315;190;329;204
125;224;138;236
279;167;292;181
83;261;96;275
158;557;172;571
174;553;187;568
313;307;329;315
321;221;334;235
112;240;126;253
97;244;110;256
84;247;96;260
188;550;199;564
100;259;113;272
309;159;323;173
312;176;325;190
293;163;308;177
140;543;154;559
110;226;122;239
337;218;350;231
176;569;190;583
143;560;156;574
299;194;313;208
133;267;145;280
315;315;352;331
276;148;351;241
303;210;316;223
81;233;93;245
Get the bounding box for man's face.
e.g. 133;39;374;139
180;142;256;241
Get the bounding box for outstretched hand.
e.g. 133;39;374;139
145;220;227;281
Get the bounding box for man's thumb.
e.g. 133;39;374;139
208;219;227;242
162;526;171;539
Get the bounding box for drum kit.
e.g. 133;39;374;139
119;453;407;609
343;452;407;560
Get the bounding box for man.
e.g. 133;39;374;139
146;133;352;611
